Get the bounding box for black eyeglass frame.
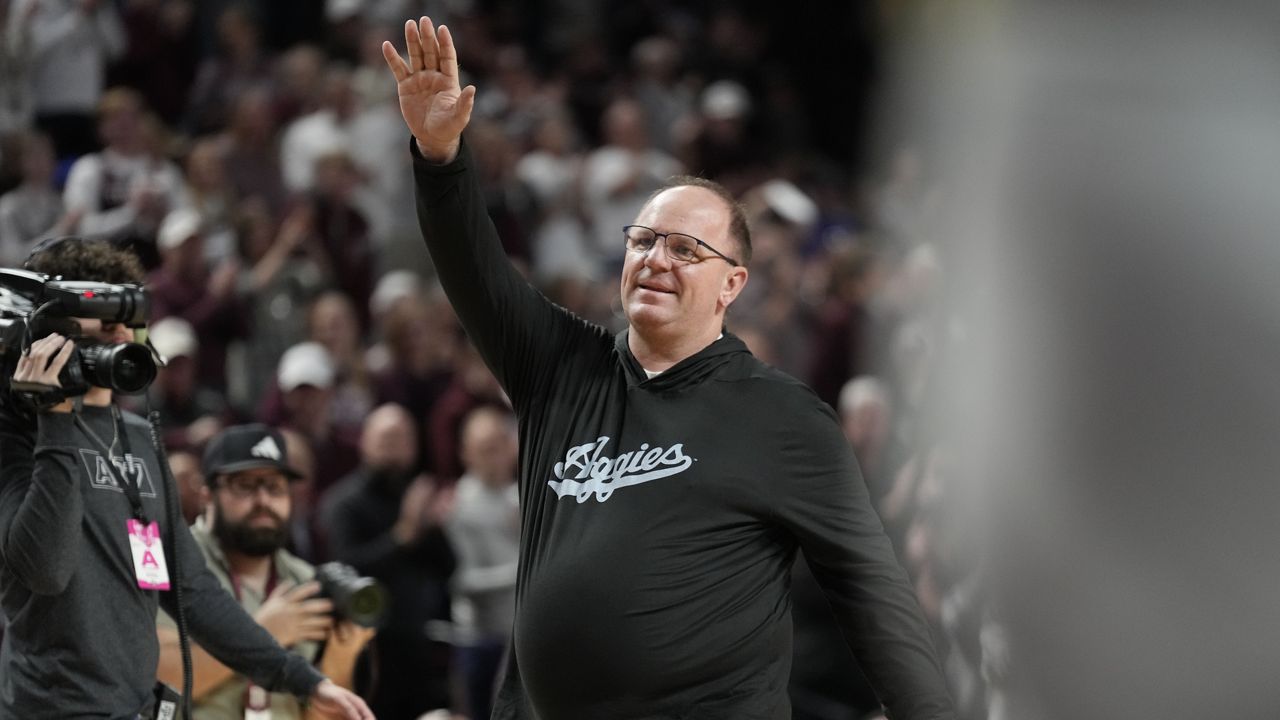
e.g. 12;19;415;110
622;225;741;267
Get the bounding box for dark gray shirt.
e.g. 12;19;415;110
0;403;322;718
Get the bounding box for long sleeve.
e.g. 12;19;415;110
21;0;84;58
324;495;455;581
0;407;86;595
771;392;955;720
411;137;605;414
159;520;325;698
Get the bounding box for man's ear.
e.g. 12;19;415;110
719;266;749;311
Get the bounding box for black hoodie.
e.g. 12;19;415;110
413;138;955;720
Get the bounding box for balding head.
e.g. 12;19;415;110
360;403;418;473
460;406;517;487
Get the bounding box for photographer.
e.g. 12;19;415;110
156;423;376;719
0;237;373;719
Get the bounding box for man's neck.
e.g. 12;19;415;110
627;324;722;373
225;551;273;589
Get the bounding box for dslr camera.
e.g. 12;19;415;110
0;267;157;398
315;562;388;628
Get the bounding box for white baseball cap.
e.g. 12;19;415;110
148;316;198;361
277;342;336;392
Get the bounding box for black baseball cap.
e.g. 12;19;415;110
202;424;302;485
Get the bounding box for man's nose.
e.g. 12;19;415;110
642;239;673;271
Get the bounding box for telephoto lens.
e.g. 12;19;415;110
315;562;388;628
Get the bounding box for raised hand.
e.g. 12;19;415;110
382;17;477;164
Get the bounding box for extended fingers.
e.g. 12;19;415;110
382;40;409;81
31;335;72;370
404;18;424;71
419;16;439;72
438;23;460;80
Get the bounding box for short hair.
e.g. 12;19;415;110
24;237;146;285
97;86;144;118
647;176;752;267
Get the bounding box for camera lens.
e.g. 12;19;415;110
79;342;157;394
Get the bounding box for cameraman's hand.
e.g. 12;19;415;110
308;679;374;719
382;17;475;163
13;334;76;411
254;581;334;648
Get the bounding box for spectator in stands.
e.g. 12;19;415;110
806;243;883;408
370;287;458;471
269;341;360;496
183;136;239;264
838;375;901;505
219;86;287;212
62;88;185;241
0;130;70;265
308;149;376;325
147;207;245;392
445;406;519;720
110;0;197;126
321;404;457;719
157;424;375;717
167;448;207;525
581;97;682;271
17;0;125;158
227;198;328;415
0;0;37;138
306;290;375;437
281;64;358;193
143;315;228;452
186;3;273;136
427;341;507;481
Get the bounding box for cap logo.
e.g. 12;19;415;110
250;436;283;461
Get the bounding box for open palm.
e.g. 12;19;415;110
382;17;477;163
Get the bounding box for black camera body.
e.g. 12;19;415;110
0;267;157;397
314;562;388;629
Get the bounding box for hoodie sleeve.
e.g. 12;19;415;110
769;389;956;720
0;407;86;596
411;137;604;414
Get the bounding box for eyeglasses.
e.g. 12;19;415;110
623;225;740;266
219;475;291;499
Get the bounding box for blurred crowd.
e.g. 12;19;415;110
0;1;996;719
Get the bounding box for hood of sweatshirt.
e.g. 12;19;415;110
614;327;753;393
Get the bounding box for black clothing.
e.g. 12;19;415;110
319;467;457;717
0;403;322;718
412;138;955;719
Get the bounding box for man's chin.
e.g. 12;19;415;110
625;303;674;329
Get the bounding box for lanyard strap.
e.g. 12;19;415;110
73;403;148;523
229;564;279;713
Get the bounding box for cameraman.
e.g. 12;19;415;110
0;238;373;719
156;424;376;719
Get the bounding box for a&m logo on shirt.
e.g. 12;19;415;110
78;449;159;498
549;436;694;503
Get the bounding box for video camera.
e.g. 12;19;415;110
0;268;157;397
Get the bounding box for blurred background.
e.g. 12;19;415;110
3;0;1278;718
